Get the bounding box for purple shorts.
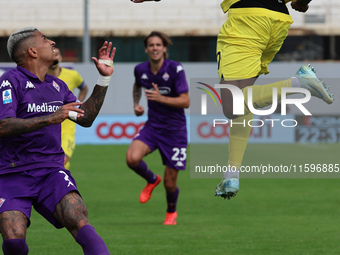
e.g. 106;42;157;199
133;125;188;170
0;168;78;229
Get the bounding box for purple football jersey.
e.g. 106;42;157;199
0;66;77;174
134;59;188;132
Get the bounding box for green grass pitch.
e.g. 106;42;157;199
19;144;340;255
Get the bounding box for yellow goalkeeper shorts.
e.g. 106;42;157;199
217;8;293;80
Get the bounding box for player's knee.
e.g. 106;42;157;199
126;152;141;168
2;239;29;255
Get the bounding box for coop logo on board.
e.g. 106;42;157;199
96;122;145;139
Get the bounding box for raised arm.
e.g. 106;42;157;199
75;41;116;127
0;41;116;137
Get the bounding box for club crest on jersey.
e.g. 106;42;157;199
0;80;12;89
2;89;12;104
0;198;5;208
53;81;60;92
26;81;35;89
162;72;170;81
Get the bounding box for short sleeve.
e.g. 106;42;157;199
173;63;189;95
74;71;85;89
0;72;19;120
134;66;141;87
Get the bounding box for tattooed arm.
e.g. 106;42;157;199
133;83;144;116
76;85;108;127
133;83;142;105
0;85;107;134
0;102;83;137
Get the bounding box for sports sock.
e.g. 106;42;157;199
291;76;300;88
223;167;240;179
76;225;110;255
2;239;29;255
166;187;179;213
242;78;292;115
130;160;157;183
226;114;253;178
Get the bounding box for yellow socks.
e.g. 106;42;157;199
227;114;253;173
242;78;292;115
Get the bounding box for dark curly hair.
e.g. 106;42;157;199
144;31;172;59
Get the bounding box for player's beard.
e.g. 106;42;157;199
52;59;59;66
49;59;59;69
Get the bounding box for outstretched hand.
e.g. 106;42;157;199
92;41;116;76
291;1;309;12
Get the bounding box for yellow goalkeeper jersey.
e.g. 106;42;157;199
58;67;85;136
